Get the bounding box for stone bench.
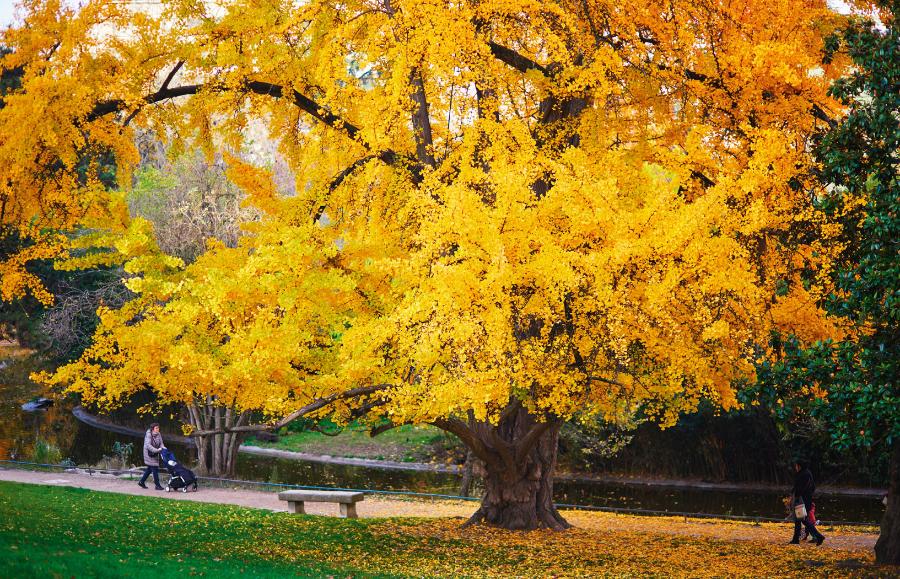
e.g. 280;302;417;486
277;489;365;518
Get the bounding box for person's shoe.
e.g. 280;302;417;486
815;536;826;546
137;482;148;489
788;540;800;544
154;485;164;491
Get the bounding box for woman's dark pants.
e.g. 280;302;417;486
792;497;825;542
139;465;161;488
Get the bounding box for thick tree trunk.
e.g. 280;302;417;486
875;442;900;565
459;404;570;530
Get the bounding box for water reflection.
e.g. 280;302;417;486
552;478;884;523
235;454;466;496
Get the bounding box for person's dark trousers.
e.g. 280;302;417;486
792;497;825;542
139;466;161;488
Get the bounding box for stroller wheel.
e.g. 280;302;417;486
165;487;171;492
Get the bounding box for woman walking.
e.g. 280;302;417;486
789;460;826;546
138;423;165;490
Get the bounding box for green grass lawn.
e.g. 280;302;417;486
0;480;883;578
0;481;391;578
245;422;463;463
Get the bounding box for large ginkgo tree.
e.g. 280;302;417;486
4;0;854;529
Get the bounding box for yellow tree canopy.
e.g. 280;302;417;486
6;0;859;528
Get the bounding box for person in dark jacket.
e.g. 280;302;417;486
138;423;165;490
790;460;825;545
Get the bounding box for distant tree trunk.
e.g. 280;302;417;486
459;448;475;497
437;402;570;531
875;442;900;565
187;401;246;477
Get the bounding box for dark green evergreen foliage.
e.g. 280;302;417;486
758;2;899;460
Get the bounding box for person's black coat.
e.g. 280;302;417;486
793;467;816;508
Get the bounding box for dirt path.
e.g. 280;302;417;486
0;467;474;518
0;467;878;553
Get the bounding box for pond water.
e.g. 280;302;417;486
0;351;886;525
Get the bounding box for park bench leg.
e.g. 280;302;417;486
288;501;305;514
340;503;358;518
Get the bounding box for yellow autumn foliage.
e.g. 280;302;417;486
2;0;859;442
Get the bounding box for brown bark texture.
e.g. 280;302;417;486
455;404;570;531
875;442;900;565
187;401;246;477
459;448;476;497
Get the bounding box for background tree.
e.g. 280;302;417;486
1;41;123;353
749;1;900;564
8;0;854;529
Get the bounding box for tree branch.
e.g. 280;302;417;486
587;375;626;387
431;417;492;463
189;384;390;436
370;421;409;437
487;425;518;473
487;41;549;76
91;79;358;145
312;154;380;222
690;169;716;189
160;60;185;92
88;76;425;193
347;398;389;421
88;84;202;121
811;103;837;128
409;68;436;168
514;418;560;465
244;80;362;140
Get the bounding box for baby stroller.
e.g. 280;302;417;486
159;448;198;493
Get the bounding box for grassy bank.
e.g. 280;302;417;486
245;422;463;463
0;480;885;577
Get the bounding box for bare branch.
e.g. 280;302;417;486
160;60;185;92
